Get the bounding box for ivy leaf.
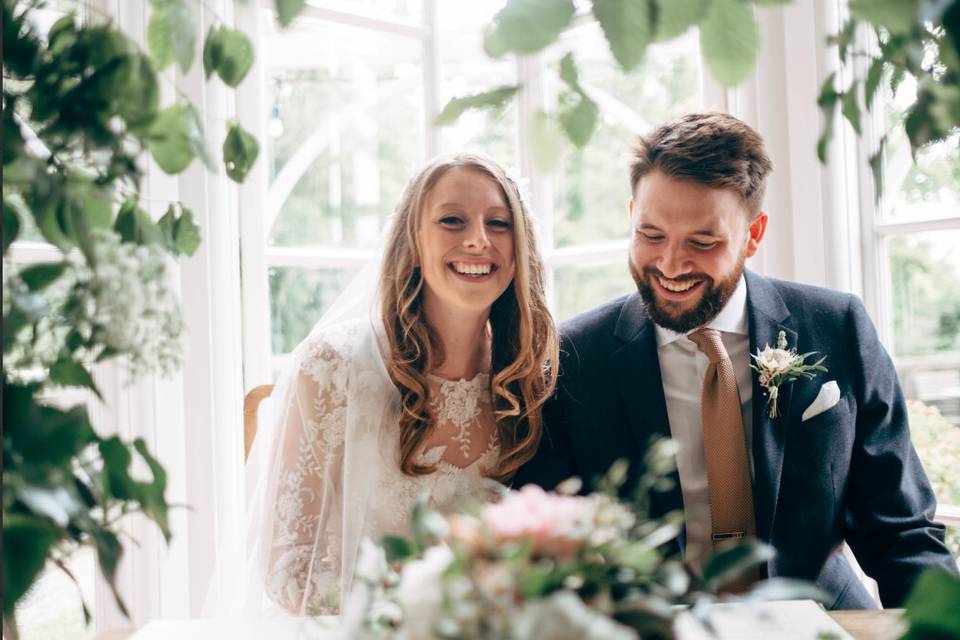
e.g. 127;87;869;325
203;26;254;87
558;90;599;148
592;0;652;72
147;103;214;174
868;135;886;205
699;0;760;87
653;0;710;42
3;204;21;254
2;514;60;617
849;0;919;35
147;1;196;73
49;359;102;399
816;73;839;163
223;122;259;183
18;263;66;292
434;85;519;126
133;438;171;542
559;52;580;89
841;81;862;135
173;205;201;256
864;57;885;110
275;0;307;28
827;19;857;63
483;0;575;57
92;529;128;618
528;110;565;173
114;197;163;246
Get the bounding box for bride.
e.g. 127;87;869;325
246;153;559;615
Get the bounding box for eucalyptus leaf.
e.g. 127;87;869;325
528;110;565;173
173;205;201;256
114;197;163;246
849;0;919;35
223;122;260;182
653;0;710;42
435;85;519;127
203;27;254;87
559;52;581;89
868;136;886;204
147;1;196;73
592;0;652;72
816;73;839;163
558;90;599;148
92;529;128;617
133;438;171;541
148;103;213;173
18;262;66;291
483;0;575;57
276;0;307;28
699;0;760;87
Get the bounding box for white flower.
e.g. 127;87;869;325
754;347;798;377
396;545;454;639
512;591;638;640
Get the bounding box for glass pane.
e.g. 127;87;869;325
16;547;96;640
548;26;703;248
269;266;363;353
553;260;635;322
309;0;424;23
262;16;425;249
436;0;516;164
889;230;960;538
879;74;960;222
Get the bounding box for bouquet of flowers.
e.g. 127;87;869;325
345;444;821;640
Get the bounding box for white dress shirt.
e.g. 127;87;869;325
654;275;753;571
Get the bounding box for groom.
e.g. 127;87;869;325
515;112;956;608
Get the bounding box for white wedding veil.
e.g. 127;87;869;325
207;255;400;619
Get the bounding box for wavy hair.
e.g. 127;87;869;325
379;153;558;483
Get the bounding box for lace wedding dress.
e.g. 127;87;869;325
247;316;502;617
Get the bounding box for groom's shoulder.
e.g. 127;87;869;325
559;294;633;344
753;273;859;316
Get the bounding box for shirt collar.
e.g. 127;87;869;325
654;274;748;347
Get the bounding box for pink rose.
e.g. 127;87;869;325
480;485;588;557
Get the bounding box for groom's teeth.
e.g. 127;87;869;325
453;262;493;275
657;276;698;292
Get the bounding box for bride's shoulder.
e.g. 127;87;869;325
289;319;375;388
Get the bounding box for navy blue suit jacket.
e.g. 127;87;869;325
515;270;956;608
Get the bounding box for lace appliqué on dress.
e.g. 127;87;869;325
430;374;487;457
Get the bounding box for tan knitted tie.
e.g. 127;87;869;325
688;328;756;550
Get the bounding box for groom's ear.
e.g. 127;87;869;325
628;198;635;218
745;212;768;257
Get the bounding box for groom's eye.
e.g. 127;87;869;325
640;232;664;243
690;240;718;250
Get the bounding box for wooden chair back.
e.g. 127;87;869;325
243;384;274;460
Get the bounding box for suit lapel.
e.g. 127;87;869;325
611;294;684;519
745;270;796;544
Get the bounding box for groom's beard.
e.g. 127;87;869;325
629;250;746;334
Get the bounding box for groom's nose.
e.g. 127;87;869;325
657;243;691;278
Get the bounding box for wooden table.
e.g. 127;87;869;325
829;609;906;640
97;609;908;640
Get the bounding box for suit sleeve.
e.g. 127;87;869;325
513;339;582;491
843;295;958;606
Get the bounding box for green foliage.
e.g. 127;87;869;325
2;0;278;625
699;0;761;87
653;0;710;42
275;0;307;28
434;85;520;127
908;401;960;560
147;0;197;73
223;122;260;183
592;0;652;72
901;568;960;639
557;54;599;148
203;26;254;87
483;0;576;58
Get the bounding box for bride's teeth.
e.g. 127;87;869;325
453;262;492;275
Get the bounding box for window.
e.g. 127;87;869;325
251;0;707;366
863;71;960;557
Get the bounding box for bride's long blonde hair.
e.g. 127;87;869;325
379;153;558;483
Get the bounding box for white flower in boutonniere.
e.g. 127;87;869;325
750;330;828;419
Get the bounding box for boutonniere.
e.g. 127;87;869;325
750;331;828;419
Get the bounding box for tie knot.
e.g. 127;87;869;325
688;328;728;363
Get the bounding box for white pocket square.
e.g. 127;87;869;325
802;380;841;422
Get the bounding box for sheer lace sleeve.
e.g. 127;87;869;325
262;335;351;615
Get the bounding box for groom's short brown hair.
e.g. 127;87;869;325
629;112;772;215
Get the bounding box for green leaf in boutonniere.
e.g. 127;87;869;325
750;330;828;419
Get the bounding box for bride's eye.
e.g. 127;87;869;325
439;215;464;227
